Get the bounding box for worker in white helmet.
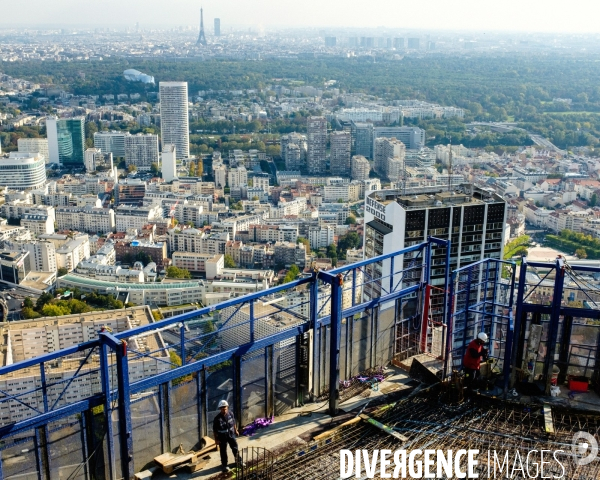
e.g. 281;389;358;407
462;332;489;390
213;400;241;473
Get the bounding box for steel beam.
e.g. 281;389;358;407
510;259;528;389
545;258;565;395
318;271;344;416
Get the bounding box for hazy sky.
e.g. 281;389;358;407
4;0;600;33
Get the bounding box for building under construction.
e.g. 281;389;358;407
0;239;599;479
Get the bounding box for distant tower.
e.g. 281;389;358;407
197;7;207;45
214;18;221;37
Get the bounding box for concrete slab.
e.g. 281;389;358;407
149;365;415;480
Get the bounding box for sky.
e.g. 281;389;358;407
3;0;600;34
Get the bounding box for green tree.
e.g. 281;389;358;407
189;160;196;176
150;162;160;176
297;237;311;251
41;304;71;317
224;254;236;268
576;248;588;259
35;292;54;311
57;267;69;277
127;164;137;173
591;194;598;207
231;201;243;211
345;215;357;225
23;297;34;309
22;307;41;319
166;266;192;279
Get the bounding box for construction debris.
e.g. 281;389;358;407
152;437;216;474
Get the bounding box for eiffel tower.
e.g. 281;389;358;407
197;7;207;46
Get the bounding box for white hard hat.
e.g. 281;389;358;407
218;400;229;408
477;332;489;343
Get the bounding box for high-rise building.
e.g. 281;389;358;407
114;179;146;206
281;133;307;171
374;137;405;177
363;184;506;322
307;117;327;174
162;144;177;182
46;117;85;167
351;155;371;181
159;82;190;160
93;131;126;158
351;121;374;158
17;138;49;163
125;134;159;171
393;38;404;49
228;166;248;188
330;131;351;176
0;152;46;190
214;18;221;36
372;126;425;155
325;36;336;47
407;38;420;49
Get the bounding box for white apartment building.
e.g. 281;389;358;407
1;203;55;224
125;134;159;171
159;81;190;159
24;241;57;272
308;225;335;249
55;206;116;234
351;155;371;181
21;213;54;236
161;144;177;182
84;148;113;172
171;252;224;279
214;165;227;189
374;137;406;177
228;166;248;188
269;198;308;218
115;205;163;232
17;138;49;163
55;236;91;272
0;153;46;190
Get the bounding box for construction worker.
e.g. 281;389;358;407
462;332;489;389
213;400;240;473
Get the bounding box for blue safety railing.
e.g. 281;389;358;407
0;238;449;480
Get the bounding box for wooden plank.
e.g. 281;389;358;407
313;416;362;441
359;414;408;442
543;404;555;436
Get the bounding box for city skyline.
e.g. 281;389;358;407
1;0;600;34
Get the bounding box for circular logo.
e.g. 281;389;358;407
571;431;598;466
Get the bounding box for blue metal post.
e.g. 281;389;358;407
233;355;242;427
545;258;565;395
199;368;208;437
443;270;455;379
309;273;320;398
159;383;171;453
510;259;528;389
80;407;90;480
180;324;186;366
250;300;255;343
99;341;116;480
461;267;474;354
327;273;343;416
100;331;134;480
389;256;394;294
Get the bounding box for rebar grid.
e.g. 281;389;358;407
272;392;600;480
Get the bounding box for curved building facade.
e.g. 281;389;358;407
0;153;46;190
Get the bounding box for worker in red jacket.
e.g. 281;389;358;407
463;332;489;388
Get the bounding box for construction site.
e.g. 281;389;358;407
1;239;600;479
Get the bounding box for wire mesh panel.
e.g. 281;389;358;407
350;311;372;377
130;388;162;470
48;419;86;480
274;339;296;416
206;361;234;438
171;378;200;451
241;350;266;426
0;435;38;480
237;446;275;480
